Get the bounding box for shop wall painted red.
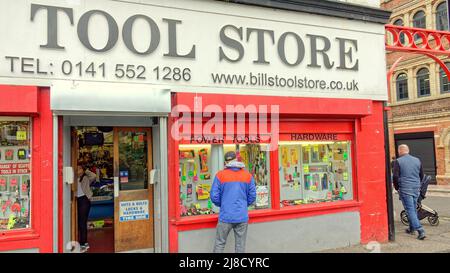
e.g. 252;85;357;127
168;93;389;252
0;85;53;253
0;87;389;252
356;101;389;243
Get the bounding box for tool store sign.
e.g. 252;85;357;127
119;200;149;222
0;0;387;100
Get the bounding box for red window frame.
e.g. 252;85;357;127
171;119;360;230
168;93;374;252
0;85;53;253
276;121;359;210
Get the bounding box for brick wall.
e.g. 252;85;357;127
390;97;450;118
387;97;450;185
381;0;414;11
383;0;450;185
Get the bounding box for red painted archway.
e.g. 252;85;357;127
385;25;450;99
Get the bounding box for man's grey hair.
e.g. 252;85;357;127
398;144;410;154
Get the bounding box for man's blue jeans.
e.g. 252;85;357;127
399;192;424;233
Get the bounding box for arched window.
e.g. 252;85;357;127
413;11;426;28
417;68;430;97
393;19;406;44
413;11;426;42
436;2;448;31
439;62;450;93
396;73;409;101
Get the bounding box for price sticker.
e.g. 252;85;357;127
343;172;349;181
10;178;18;187
16;131;27;141
303;165;309;174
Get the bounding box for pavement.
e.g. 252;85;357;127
320;188;450;253
427;185;450;198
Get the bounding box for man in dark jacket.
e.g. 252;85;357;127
211;151;256;253
392;144;426;240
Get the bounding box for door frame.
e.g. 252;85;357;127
394;131;437;184
61;116;167;253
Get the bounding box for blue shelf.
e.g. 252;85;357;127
88;198;114;220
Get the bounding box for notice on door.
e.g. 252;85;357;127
119;200;149;222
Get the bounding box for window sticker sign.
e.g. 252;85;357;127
119;171;129;183
119;200;149;222
0;163;31;175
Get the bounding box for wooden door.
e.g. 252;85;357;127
113;128;154;252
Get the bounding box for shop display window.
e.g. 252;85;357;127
223;144;271;210
178;143;271;217
0;117;31;230
279;141;353;207
179;145;215;217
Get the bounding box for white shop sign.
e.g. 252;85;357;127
119;200;149;222
0;0;388;100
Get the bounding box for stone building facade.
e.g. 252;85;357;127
381;0;450;185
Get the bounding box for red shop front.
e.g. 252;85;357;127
0;85;54;252
168;92;388;253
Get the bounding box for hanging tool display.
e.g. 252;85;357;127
279;142;352;206
282;146;289;167
290;148;298;165
198;148;209;173
179;147;214;216
245;145;270;208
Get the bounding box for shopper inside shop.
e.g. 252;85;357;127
74;127;115;252
77;164;97;252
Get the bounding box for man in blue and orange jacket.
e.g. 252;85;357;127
211;151;256;253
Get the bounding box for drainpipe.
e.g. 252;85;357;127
383;102;395;241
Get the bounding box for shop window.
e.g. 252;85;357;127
393;19;406;44
179;145;215;217
0;117;31;231
439;63;450;94
178;143;271;217
417;68;431;97
223;144;271;210
396;73;409;101
436;2;448;31
278;141;353;207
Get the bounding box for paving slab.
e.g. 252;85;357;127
320;219;450;253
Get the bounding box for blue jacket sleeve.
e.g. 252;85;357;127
247;176;256;206
210;176;221;207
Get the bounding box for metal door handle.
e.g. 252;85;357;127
149;169;159;185
114;177;119;197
